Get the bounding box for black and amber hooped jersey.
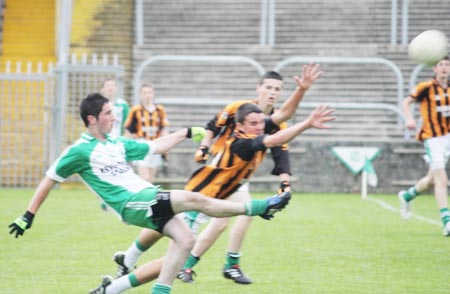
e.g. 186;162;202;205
125;104;169;140
206;99;290;175
412;78;450;141
185;119;279;199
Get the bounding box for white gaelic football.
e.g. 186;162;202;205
408;30;449;66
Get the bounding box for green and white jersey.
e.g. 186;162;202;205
46;132;156;213
110;98;130;138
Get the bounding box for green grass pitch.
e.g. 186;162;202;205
1;188;450;293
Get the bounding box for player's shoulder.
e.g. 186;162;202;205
129;104;144;112
225;99;255;112
416;79;435;90
155;104;167;111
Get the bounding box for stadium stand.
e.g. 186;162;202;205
2;0;450;192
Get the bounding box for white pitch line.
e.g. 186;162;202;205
365;196;442;226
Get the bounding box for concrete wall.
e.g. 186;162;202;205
157;140;432;195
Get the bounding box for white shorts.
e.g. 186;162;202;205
134;153;162;168
183;182;251;234
237;182;250;192
424;134;450;170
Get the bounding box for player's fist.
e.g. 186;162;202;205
195;145;210;163
187;127;206;143
8;211;34;238
278;180;291;194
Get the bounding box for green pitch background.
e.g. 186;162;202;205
1;188;449;294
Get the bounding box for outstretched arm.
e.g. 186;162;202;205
26;176;57;214
152;127;205;154
264;105;335;148
271;63;322;125
9;176;57;238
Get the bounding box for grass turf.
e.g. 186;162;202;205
1;188;450;293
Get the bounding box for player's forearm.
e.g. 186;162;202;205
402;96;415;122
199;129;214;147
153;129;189;154
272;87;305;125
263;121;310;148
27;176;56;214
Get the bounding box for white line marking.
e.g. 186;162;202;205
365;196;441;226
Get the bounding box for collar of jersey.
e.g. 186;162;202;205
235;129;258;139
81;132;111;141
433;77;450;88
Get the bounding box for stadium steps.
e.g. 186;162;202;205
0;0;55;186
0;0;56;70
70;0;134;96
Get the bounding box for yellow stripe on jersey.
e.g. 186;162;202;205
413;79;450;141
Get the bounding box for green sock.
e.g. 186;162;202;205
245;199;266;216
135;239;150;252
183;254;200;269
128;273;141;287
403;187;419;202
224;252;240;269
440;208;450;226
152;283;171;294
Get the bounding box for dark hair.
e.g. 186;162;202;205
80;93;110;127
236;103;263;124
260;71;283;84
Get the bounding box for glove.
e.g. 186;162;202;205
278;180;291;194
187;127;206;143
194;145;210;163
8;211;35;238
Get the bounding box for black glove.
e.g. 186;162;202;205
194;145;210;164
278;180;291;194
8;211;35;238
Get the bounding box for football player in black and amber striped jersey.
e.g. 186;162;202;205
399;56;450;236
125;83;169;183
182;64;322;284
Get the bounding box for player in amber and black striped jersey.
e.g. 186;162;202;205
399;56;450;236
125;83;169;183
181;64;322;284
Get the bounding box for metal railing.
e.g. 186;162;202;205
133;55;266;104
274;56;405;111
157;98;410;139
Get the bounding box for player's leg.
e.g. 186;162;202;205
114;228;163;277
91;216;193;294
432;168;450;235
151;214;196;294
170;189;291;219
398;168;433;219
90;258;165;294
223;188;253;284
179;216;231;283
424;136;450;235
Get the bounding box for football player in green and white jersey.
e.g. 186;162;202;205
100;78;130;138
8;93;291;294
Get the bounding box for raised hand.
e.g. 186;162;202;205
293;63;322;90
